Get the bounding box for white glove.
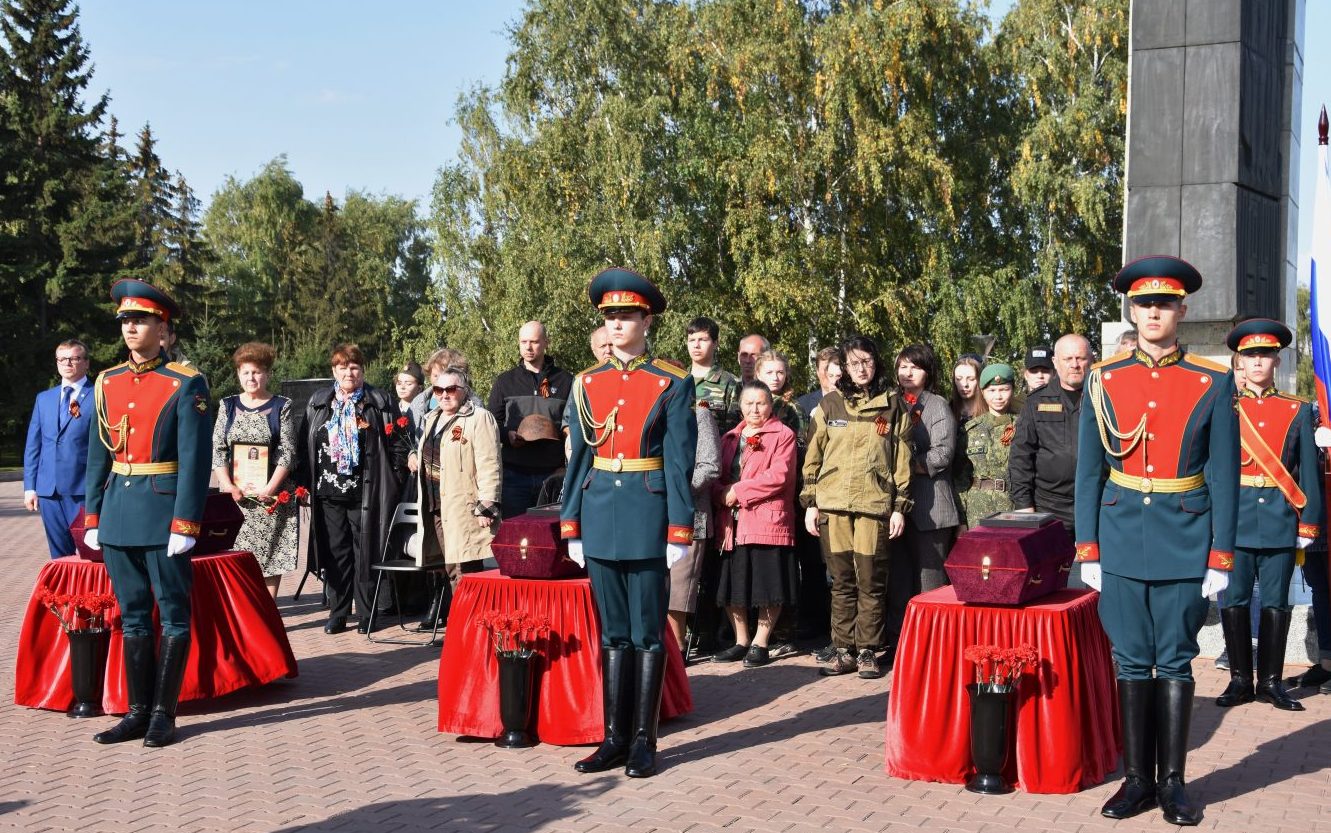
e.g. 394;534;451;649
1080;562;1102;591
1297;536;1315;550
1201;568;1230;600
567;538;585;568
167;533;196;557
83;529;100;551
666;542;688;568
1316;426;1331;448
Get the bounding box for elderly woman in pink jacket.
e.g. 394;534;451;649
711;381;799;668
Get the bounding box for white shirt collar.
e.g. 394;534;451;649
63;377;87;393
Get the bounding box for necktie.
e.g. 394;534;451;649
59;386;71;429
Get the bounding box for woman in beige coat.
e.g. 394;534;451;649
408;367;502;616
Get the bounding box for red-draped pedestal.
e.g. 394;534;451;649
884;586;1120;794
437;570;692;745
14;552;298;713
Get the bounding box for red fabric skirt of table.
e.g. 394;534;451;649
437;570;692;745
14;552;298;713
884;586;1121;794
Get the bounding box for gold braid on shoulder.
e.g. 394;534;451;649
94;375;128;454
573;379;618;448
1086;367;1146;459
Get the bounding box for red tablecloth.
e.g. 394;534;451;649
884;586;1120;794
437;570;692;745
14;552;298;713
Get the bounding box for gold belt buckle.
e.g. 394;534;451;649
1255;474;1266;487
610;458;623;473
1139;477;1153;494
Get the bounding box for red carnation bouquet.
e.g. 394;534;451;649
39;589;118;633
963;643;1038;693
241;486;309;514
476;610;552;659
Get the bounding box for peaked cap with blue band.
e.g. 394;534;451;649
111;277;181;323
588;267;667;314
1226;318;1292;353
1113;255;1203;302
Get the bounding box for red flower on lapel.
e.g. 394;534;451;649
396;416;409;428
744;434;762;452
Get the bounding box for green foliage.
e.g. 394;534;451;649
1297;284;1313;399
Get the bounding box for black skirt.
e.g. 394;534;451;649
716;544;799;608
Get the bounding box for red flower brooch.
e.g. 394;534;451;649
744;434;763;452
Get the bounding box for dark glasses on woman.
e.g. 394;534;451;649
433;385;463;395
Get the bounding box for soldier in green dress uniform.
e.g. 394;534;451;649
1075;256;1239;826
1215;318;1322;712
957;364;1017;525
563;268;697;779
83;278;211;749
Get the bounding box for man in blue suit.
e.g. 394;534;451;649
23;339;94;558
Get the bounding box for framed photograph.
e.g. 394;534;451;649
231;443;270;493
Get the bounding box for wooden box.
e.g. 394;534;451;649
944;518;1074;605
490;512;585;580
69;492;245;560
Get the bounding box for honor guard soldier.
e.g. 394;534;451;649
1215;319;1321;711
562;267;697;778
1075;256;1239;826
83;278;211;748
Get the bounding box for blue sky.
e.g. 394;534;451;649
78;1;1329;275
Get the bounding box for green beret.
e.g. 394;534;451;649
979;363;1015;389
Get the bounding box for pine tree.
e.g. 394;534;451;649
127;122;176;273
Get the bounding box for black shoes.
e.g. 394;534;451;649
142;635;190;748
1215;606;1255;707
324;617;347;634
1255;608;1303;711
1100;679;1155;819
93;635;155;744
575;648;633;773
742;645;770;667
712;643;748;663
1286;664;1331;690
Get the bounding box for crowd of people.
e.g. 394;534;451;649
20;266;1331;815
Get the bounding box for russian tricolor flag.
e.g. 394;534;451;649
1312;105;1331;430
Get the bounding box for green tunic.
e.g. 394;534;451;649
956;411;1016;526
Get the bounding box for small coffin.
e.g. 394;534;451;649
945;515;1074;605
69;491;244;561
490;510;585;580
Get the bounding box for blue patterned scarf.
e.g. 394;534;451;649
325;385;365;475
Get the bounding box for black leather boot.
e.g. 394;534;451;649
574;647;634;773
417;578;445;633
1100;679;1156;819
624;649;667;778
1155;678;1201;826
1215;606;1255;707
93;635;155;744
143;635;190;748
1255;608;1304;711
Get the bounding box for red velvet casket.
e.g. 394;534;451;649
491;510;586;580
70;492;244;561
945;516;1074;605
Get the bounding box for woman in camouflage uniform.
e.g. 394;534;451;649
957;364;1019;527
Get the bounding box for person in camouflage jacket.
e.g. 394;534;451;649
956;364;1018;527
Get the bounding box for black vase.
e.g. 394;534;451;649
66;628;112;719
966;683;1015;794
494;652;536;748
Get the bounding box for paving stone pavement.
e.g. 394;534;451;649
1;479;1329;833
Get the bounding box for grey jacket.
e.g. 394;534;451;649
691;407;721;538
905;389;961;530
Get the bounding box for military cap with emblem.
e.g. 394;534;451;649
979;363;1016;389
111;277;182;322
1226;318;1292;354
588;267;667;314
1024;346;1053;371
1113;255;1203;302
